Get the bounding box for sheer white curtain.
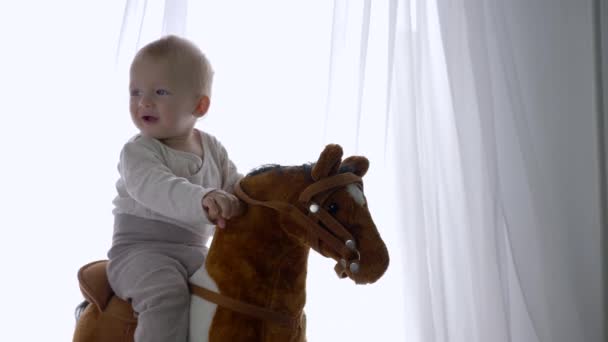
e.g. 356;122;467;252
325;0;604;342
1;1;602;341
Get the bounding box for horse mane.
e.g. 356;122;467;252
246;163;313;178
246;163;357;178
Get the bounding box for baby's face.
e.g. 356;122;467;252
129;57;200;139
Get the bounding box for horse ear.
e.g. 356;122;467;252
312;144;343;180
340;156;369;177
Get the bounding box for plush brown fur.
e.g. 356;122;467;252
72;144;389;342
205;144;389;341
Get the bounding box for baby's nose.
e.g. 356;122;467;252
139;96;153;107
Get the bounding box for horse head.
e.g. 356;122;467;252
237;144;389;285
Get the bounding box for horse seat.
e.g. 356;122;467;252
77;260;136;322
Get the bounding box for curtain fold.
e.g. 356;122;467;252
115;0;187;67
326;0;603;341
594;0;608;337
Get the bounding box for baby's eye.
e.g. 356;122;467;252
130;89;141;96
156;89;171;96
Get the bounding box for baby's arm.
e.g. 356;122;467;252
119;140;214;226
220;149;244;195
201;139;245;227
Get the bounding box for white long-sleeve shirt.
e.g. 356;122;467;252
112;129;243;239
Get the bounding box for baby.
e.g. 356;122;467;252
106;35;243;342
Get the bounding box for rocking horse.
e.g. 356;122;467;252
73;144;390;342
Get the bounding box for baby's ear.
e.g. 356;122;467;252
194;96;210;117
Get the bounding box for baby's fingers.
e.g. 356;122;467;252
202;196;220;221
203;191;242;228
215;196;233;219
222;195;243;219
229;197;245;218
208;202;226;229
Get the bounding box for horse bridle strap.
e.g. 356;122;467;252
298;173;362;203
235;173;361;263
234;173;363;276
189;284;301;329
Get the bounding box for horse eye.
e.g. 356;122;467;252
327;203;339;214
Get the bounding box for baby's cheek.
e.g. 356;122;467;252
128;102;138;113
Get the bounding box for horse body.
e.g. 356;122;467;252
73;144;389;342
188;145;389;342
199;172;311;342
188;206;309;341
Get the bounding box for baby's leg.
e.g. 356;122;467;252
108;250;193;342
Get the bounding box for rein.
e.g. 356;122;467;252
189;172;363;328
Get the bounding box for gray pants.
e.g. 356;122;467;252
107;214;208;342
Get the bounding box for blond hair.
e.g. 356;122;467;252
132;35;214;97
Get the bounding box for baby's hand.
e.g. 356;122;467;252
201;190;244;228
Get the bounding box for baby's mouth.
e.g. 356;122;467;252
142;115;159;123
